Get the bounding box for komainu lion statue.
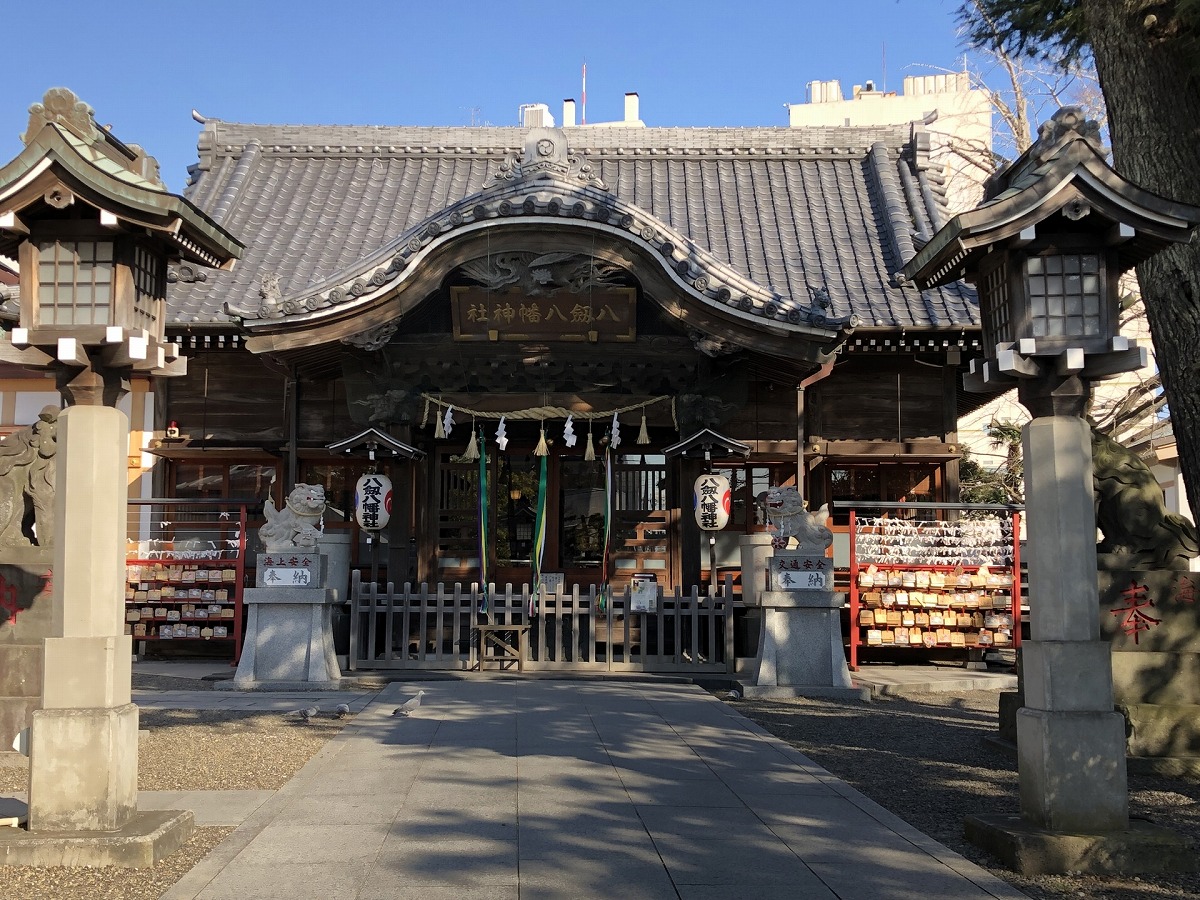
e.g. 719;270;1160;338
258;483;327;552
759;486;832;552
0;405;57;548
1092;427;1199;569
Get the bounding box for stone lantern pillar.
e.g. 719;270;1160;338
903;107;1200;874
0;89;241;867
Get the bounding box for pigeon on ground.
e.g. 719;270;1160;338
335;703;351;719
392;690;426;717
291;706;319;722
726;690;741;700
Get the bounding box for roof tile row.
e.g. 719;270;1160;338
169;121;978;331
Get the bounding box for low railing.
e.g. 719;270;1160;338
349;572;734;674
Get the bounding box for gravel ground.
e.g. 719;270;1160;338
736;691;1200;900
0;827;234;900
0;709;347;793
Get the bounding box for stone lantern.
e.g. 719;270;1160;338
0;89;240;404
903;107;1200;874
0;89;240;866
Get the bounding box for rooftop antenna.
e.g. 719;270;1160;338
882;41;887;93
582;62;587;125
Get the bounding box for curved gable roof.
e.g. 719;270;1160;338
170;119;977;335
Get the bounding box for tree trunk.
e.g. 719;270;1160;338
1085;0;1200;515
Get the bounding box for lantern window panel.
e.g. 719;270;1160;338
132;244;163;336
36;239;114;326
981;260;1011;347
1025;252;1104;340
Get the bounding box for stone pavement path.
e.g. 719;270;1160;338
158;680;1028;900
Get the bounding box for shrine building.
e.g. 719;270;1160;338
0;91;986;601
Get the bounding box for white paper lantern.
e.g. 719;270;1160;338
355;473;393;531
693;473;731;531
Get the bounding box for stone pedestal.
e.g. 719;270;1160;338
1;405;192;866
29;702;137;830
747;550;865;700
227;553;341;690
747;591;865;700
969;414;1170;874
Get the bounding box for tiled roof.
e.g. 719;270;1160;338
170;121;978;331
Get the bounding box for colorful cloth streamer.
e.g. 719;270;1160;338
529;455;549;616
477;427;489;615
597;446;614;612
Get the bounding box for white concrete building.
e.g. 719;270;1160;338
788;73;993;213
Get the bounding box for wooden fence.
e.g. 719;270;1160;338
348;572;734;674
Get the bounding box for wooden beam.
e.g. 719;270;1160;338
1083;347;1148;379
152;356;188;378
100;335;149;368
0;341;54;367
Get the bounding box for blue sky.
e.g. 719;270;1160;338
6;0;970;191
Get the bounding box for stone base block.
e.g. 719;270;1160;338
0;809;193;868
754;596;855;690
742;684;871;701
28;703;137;831
998;690;1021;745
965;813;1197;875
1016;707;1128;832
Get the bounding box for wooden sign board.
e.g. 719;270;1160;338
451;287;636;343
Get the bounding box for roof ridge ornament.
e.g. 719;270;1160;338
486;128;607;190
984;106;1108;203
22;88;100;146
1032;106;1104;163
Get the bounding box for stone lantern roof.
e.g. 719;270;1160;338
0;88;243;270
902;107;1200;290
